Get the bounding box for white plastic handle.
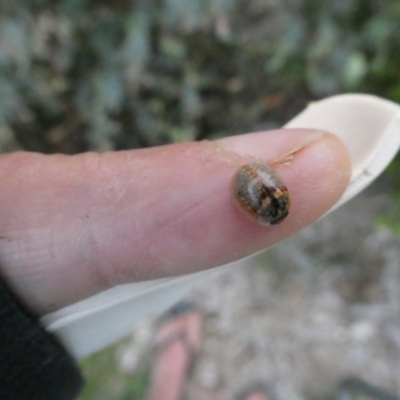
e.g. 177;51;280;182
41;94;400;359
285;94;400;212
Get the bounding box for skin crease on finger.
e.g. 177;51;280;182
0;129;351;314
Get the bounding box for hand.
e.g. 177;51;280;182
0;129;351;315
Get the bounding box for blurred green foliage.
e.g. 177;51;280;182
0;0;400;154
78;344;150;400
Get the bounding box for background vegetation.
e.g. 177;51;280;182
2;0;400;398
1;0;400;155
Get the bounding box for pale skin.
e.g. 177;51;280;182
0;129;351;315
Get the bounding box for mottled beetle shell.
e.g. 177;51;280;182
232;163;290;225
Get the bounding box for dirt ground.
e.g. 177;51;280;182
115;178;400;400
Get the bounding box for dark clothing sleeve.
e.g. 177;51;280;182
0;279;84;400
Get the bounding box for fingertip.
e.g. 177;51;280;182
213;130;352;260
218;128;352;229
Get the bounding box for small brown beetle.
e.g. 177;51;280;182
232;163;290;225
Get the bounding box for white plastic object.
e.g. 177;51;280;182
285;94;400;212
41;94;400;359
